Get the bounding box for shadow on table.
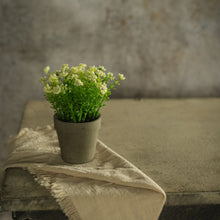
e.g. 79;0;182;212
159;204;220;220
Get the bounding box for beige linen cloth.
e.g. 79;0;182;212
4;125;166;220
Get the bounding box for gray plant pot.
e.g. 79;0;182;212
54;114;101;164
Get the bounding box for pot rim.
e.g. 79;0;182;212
54;113;101;124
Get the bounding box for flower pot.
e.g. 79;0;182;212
54;114;101;164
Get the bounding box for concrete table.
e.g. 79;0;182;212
1;99;220;220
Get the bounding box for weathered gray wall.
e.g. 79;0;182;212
0;0;220;163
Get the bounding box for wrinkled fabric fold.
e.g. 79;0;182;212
4;125;166;220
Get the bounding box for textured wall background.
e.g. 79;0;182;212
0;0;220;163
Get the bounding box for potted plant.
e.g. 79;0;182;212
40;63;125;164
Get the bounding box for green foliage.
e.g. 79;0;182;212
40;64;125;122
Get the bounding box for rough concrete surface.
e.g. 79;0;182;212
18;99;220;194
0;0;220;181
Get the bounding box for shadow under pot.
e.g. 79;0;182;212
54;114;101;164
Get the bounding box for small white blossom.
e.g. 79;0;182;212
67;74;78;80
49;73;59;84
78;63;87;72
52;85;61;94
61;64;69;72
96;70;106;77
43;66;50;74
60;71;68;78
87;73;97;82
89;65;97;72
74;78;83;86
44;84;51;93
99;83;107;95
79;63;87;68
87;69;95;75
70;67;79;74
118;73;125;80
107;72;115;80
98;66;106;71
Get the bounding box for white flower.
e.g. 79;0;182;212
107;72;115;80
67;74;78;80
52;85;61;94
87;70;95;75
96;70;106;77
61;64;69;72
118;73;125;80
43;66;50;74
78;63;87;72
70;67;79;74
44;84;51;93
98;66;106;71
89;65;97;72
49;73;59;84
99;83;107;95
74;78;83;86
87;72;97;82
79;63;87;68
60;71;68;78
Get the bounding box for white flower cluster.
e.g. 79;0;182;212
43;83;67;95
41;63;125;97
49;73;59;84
98;83;108;95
